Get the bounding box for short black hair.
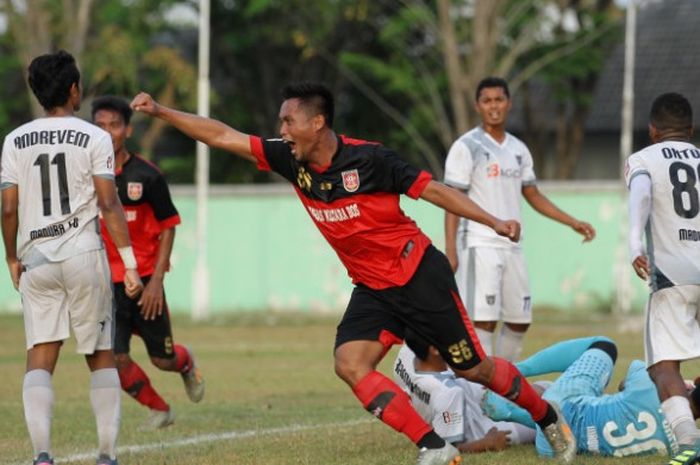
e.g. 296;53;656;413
92;95;133;125
404;329;431;361
28;50;81;110
476;76;510;101
281;82;335;128
650;92;693;132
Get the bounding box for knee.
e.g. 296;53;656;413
589;338;617;363
150;356;176;371
504;322;530;333
334;357;372;387
475;321;497;332
114;354;130;371
454;357;494;385
648;361;677;382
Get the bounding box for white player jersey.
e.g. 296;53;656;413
1;116;115;263
444;126;536;248
625;141;700;289
393;345;501;444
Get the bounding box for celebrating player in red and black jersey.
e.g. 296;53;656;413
92;96;204;430
130;83;576;464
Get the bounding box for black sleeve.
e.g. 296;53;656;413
260;138;297;183
145;173;179;221
371;146;426;194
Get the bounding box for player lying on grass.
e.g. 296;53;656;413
397;334;696;459
393;329;536;454
130;82;577;465
487;336;683;458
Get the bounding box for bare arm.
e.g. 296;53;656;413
455;427;510;453
421;181;520;242
444;211;460;271
522;184;595;242
1;186;22;289
131;92;256;163
628;175;652;280
94;176;143;297
138;227;175;319
95;176;131;248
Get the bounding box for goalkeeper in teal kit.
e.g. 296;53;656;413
483;337;683;458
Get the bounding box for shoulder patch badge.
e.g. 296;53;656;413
127;182;143;201
341;169;360;192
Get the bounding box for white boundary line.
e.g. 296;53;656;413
9;419;372;465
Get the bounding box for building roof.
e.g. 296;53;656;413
587;0;700;131
510;0;700;133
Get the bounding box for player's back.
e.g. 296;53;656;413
1;116;114;263
627;141;700;288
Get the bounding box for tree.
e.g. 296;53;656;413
334;0;621;178
2;0;94;117
0;0;197;165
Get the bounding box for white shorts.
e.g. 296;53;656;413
20;249;114;354
645;284;700;366
455;246;531;323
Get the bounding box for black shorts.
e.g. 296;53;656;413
113;275;175;359
335;245;486;370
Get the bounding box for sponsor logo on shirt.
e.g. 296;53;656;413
486;163;522;179
341;169;360;192
306;204;361;223
127;182;143;201
441;410;462;425
586;425;600;453
394;358;431;404
297;167;312;192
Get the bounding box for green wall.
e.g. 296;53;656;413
0;182;648;315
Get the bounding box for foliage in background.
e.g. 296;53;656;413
0;0;621;182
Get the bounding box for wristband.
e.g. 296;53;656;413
118;246;138;270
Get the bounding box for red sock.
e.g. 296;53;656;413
488;357;548;421
352;371;432;443
118;360;169;412
173;344;192;373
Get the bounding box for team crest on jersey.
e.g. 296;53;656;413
516;155;523;166
127;182;143;200
486;295;496;305
341;169;360;192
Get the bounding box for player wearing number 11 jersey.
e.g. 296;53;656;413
1;50;142;465
625;92;700;465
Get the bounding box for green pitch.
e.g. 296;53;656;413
0;310;698;465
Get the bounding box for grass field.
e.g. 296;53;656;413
1;310;699;465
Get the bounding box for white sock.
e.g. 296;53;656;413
495;325;526;361
474;327;494;356
661;395;699;446
23;369;53;457
90;368;121;459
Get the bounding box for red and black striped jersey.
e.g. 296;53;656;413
250;134;433;290
99;154;180;282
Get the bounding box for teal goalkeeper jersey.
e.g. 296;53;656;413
536;360;676;457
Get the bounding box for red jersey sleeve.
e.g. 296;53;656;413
406;170;433;199
249;136;270;171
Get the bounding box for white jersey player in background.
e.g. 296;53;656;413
626;92;700;465
443;77;596;360
1;50;143;465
